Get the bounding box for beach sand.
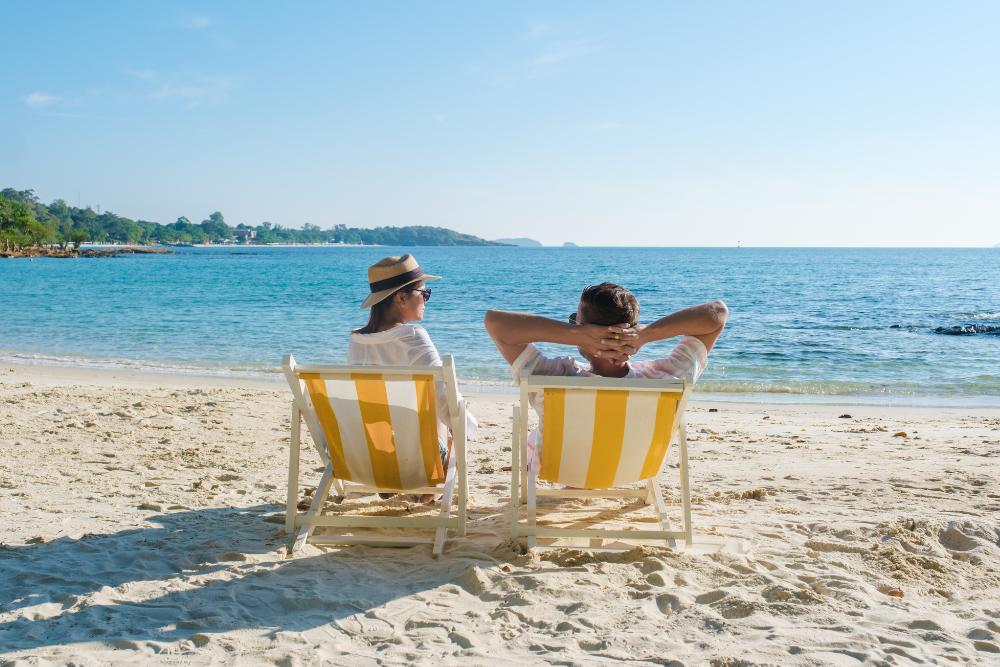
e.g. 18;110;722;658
1;364;998;664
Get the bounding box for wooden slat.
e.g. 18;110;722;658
294;363;445;378
309;535;433;546
298;515;459;529
521;527;686;540
524;375;685;392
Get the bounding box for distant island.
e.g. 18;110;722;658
492;238;581;247
0;187;505;256
494;237;543;247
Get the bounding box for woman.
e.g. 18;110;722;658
348;254;477;500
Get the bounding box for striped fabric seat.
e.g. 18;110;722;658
283;355;468;556
301;372;446;491
511;374;694;550
539;387;681;489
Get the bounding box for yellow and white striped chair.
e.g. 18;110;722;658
282;354;468;556
511;374;693;549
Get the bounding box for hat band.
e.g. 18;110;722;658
369;267;425;293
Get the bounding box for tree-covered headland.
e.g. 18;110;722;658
0;187;504;255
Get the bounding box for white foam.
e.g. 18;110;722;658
0;350;279;380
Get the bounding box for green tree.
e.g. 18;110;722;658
69;229;88;250
0;194;49;250
200;211;231;242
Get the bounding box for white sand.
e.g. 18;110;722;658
1;363;998;665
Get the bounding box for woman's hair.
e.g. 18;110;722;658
355;293;398;334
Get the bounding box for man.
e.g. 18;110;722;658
484;283;728;467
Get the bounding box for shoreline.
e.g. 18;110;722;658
3;360;999;412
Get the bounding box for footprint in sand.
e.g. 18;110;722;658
938;522;988;552
907;619;943;631
646;572;668;586
716;597;756;619
695;590;727;605
655;593;688;615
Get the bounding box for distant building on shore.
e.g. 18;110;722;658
234;228;256;244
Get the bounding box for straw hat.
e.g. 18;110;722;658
361;254;441;309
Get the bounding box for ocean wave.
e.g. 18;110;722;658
971;312;1000;320
933;324;1000;336
695;380;888;395
0;350;281;379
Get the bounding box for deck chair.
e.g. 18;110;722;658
510;374;693;550
282;354;468;556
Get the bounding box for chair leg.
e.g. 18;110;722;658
291;467;334;554
526;465;537;550
519;415;528;505
457;472;468;537
647;479;677;549
510;406;520;539
286;403;302;535
678;421;693;548
433;464;458;557
457;403;468;537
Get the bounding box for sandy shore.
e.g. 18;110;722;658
1;364;998;665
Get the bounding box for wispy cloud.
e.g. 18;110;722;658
179;15;212;30
523;23;549;40
39;111;125;121
526;39;603;79
147;76;236;107
531;40;602;68
23;92;59;107
126;68;157;81
586;121;624;132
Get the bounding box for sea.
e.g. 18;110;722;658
2;246;998;405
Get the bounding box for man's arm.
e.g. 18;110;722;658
633;300;729;352
484;310;636;365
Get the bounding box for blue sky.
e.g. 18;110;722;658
3;2;998;246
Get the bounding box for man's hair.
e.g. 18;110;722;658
579;282;639;326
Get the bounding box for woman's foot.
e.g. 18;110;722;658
378;492;397;500
417;493;439;504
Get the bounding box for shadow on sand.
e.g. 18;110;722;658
0;505;502;653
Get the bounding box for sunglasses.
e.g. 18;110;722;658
406;287;432;302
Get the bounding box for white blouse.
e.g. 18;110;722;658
347;324;478;440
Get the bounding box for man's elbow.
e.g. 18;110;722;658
711;300;729;327
484;310;502;340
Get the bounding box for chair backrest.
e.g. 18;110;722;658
283;355;459;490
522;375;688;489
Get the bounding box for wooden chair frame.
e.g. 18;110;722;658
510;374;693;550
283;354;468;556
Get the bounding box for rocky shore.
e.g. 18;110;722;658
0;246;173;259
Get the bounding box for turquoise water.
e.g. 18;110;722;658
1;247;998;402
